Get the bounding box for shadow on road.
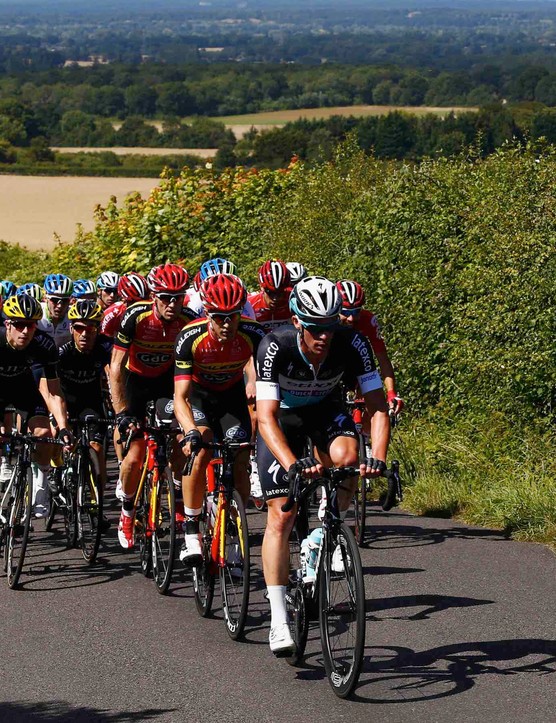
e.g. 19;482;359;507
350;638;556;703
366;593;494;621
0;702;175;722
361;518;507;549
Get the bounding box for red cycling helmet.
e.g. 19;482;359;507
147;264;189;294
118;272;149;302
336;279;365;310
200;274;247;314
258;260;291;293
192;270;202;293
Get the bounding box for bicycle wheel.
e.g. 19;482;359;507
192;494;216;617
285;508;309;665
5;464;32;589
319;522;366;698
77;450;103;564
220;489;250;640
151;467;176;594
61;464;78;549
135;469;152;577
353;477;366;546
45;496;57;532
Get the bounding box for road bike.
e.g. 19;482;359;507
131;401;178;595
282;464;366;698
190;439;253;640
0;430;62;589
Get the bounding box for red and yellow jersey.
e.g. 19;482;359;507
247;291;292;334
352;310;386;356
101;300;127;338
114;301;197;377
174;317;266;391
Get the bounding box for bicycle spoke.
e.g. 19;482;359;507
220;490;250;640
151;471;176;594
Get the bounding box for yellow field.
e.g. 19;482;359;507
0;176;159;251
52;147;217;158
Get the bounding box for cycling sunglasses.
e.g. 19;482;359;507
101;287;118;295
156;293;185;304
301;320;339;335
10;320;37;330
341;307;362;317
49;296;70;305
208;311;241;324
72;323;99;333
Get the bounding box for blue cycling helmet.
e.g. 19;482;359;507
96;271;120;290
17;282;43;302
199;257;237;281
0;280;17;299
72;279;97;299
44;273;73;297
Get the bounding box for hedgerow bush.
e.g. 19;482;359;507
40;141;556;542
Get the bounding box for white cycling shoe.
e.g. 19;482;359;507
269;623;295;656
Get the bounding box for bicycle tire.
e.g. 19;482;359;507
319;522;366;698
77;449;103;564
62;465;78;549
5;464;32;589
151;467;176;594
192;494;216;617
220;489;250;640
285;520;309;666
45;495;57;532
136;469;152;577
353;477;366;546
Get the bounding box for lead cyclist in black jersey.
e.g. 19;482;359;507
255;276;390;655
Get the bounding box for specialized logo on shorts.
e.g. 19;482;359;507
225;425;248;441
267;459;288;485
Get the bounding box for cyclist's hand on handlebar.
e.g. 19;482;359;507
387;393;405;416
59;427;73;449
288;455;323;481
179;429;202;457
361;457;387;478
116;411;139;436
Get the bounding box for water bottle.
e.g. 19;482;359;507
300;527;323;582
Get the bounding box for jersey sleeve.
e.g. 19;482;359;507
359;311;387;355
345;330;383;394
241;319;266;355
33;333;59;380
255;333;282;402
114;304;139;351
174;323;200;381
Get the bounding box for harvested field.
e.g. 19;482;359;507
52;147;217;158
0;176;159;250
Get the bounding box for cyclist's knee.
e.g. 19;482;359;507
328;436;358;467
266;499;296;537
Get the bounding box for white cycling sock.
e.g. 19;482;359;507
183;506;202;518
31;463;50;504
267;585;288;627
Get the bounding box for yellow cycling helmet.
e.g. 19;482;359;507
3;294;42;321
68;299;103;324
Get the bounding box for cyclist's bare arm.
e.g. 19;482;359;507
41;377;69;430
173;378;198;438
363;388;390;463
109;346;129;414
244;356;256;405
374;348;396;398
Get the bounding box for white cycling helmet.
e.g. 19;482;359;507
289;276;342;325
285;262;308;285
96;271;120;290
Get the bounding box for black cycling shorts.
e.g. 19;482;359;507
125;368;174;422
257;399;357;501
190;381;251;443
0;372;48;420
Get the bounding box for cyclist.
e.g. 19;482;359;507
285;262;308;286
248;260;292;334
72;279;97;302
101;272;149;339
174;273;265;564
0;294;71;517
187;257;256;320
57;300;112;498
110;263;197;549
96;271;120;311
336;279;404;417
255;276;390;655
39;273;73;348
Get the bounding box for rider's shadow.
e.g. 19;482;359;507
366;593;494;621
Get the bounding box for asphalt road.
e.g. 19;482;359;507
0;485;554;723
